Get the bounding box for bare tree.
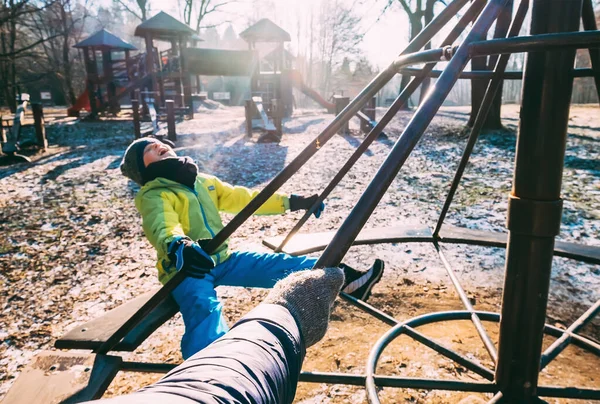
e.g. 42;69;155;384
383;0;438;108
318;0;363;95
0;0;56;111
467;1;513;129
113;0;148;22
181;0;236;32
25;0;88;105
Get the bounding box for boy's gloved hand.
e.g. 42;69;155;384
289;194;325;218
167;238;215;278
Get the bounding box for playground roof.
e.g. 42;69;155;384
264;47;295;63
74;29;137;50
134;11;197;41
240;18;291;43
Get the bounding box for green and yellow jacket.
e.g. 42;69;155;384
135;174;290;284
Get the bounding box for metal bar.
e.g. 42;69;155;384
314;0;510;269
494;0;583;400
469;31;600;57
581;0;600;104
404;325;495;380
92;0;472;356
540;298;600;370
433;241;499;364
433;0;530;237
398;67;595;79
536;386;600;400
300;372;497;392
488;392;504;403
121;361;177;373
274;0;487;253
340;292;398;326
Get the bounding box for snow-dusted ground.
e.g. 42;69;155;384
0;104;599;400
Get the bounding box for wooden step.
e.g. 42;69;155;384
55;290;179;352
2;351;121;403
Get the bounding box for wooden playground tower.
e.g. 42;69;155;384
72;12;200;120
241;18;294;118
72;30;137;118
4;0;600;403
134;11;199;117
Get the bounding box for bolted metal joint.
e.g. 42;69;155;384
506;195;563;237
441;45;457;61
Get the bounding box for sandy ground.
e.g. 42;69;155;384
0;103;599;403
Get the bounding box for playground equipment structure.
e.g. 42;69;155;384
4;0;600;403
70;30;138;118
1;93;48;161
241;19;386;142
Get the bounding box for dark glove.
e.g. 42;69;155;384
289;194;325;219
167;238;215;278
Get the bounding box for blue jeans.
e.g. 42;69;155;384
171;251;317;359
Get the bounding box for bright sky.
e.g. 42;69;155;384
159;0;417;69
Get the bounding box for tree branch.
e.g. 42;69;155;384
0;34;61;59
114;0;142;21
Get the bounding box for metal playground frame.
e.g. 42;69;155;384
4;0;600;402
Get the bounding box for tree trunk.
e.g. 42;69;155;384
6;0;17;112
60;1;77;106
468;0;513;129
418;0;436;105
399;14;423;110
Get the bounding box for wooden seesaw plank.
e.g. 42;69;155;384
262;225;434;256
55;290;179;352
263;224;600;265
2;351;121;404
439;225;600;265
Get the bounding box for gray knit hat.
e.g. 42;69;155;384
120;137;160;185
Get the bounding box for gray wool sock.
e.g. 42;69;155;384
264;267;345;347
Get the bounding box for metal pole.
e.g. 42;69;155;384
313;0;510;268
581;0;600;104
274;0;487;253
433;0;529;236
433;241;498;363
494;0;583;400
540;299;600;370
469;31;600;56
398;67;595;79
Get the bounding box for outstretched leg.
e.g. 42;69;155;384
90;267;345;404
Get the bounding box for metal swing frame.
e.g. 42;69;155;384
13;0;600;402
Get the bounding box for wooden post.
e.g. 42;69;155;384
361;97;377;133
0;116;5;144
179;36;193;119
132;99;141;139
84;48;98;119
334;95;350;135
166;100;176;142
271;98;283;138
32;103;47;150
125;50;136;101
144;34;157;105
245;100;253;138
105;49;120;115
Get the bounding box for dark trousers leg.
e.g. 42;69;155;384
91;304;304;404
